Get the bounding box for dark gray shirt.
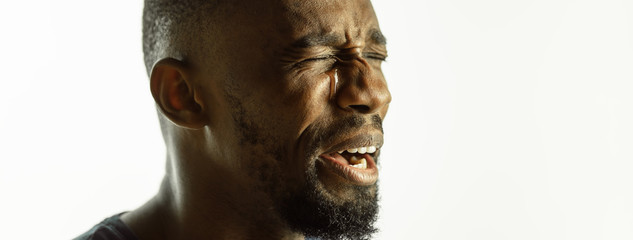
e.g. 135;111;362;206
74;213;138;240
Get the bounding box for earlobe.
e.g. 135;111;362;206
150;58;207;129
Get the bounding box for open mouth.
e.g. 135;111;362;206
336;146;378;169
318;145;380;185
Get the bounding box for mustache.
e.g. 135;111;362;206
314;114;383;145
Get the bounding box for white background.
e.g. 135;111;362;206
1;0;632;239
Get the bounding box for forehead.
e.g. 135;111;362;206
278;0;380;41
220;0;382;50
203;0;384;70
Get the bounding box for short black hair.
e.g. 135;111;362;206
142;0;227;75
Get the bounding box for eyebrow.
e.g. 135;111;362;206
369;29;387;45
292;33;343;48
292;28;387;48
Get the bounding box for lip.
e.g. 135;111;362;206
318;152;379;185
316;134;382;186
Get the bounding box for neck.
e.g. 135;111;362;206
121;153;304;240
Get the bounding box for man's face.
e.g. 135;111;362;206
194;0;390;238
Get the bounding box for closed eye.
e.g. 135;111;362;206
363;52;387;62
293;55;339;69
303;55;337;62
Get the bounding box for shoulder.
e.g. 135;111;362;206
74;213;138;240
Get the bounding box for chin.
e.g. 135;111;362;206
277;159;379;240
314;159;379;203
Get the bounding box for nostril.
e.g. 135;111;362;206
349;104;370;113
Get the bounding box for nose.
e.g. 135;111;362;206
335;59;391;114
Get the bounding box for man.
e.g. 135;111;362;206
76;0;390;239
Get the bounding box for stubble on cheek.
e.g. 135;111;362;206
222;80;312;209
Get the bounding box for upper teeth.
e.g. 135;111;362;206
337;146;378;154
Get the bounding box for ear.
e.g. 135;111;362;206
150;58;207;129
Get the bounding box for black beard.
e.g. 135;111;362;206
277;115;383;240
278;166;379;240
225;87;381;239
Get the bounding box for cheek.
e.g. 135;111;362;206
283;71;334;137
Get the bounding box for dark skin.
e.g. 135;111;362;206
121;0;390;239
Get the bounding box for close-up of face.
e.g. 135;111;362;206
6;1;633;240
183;0;390;238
